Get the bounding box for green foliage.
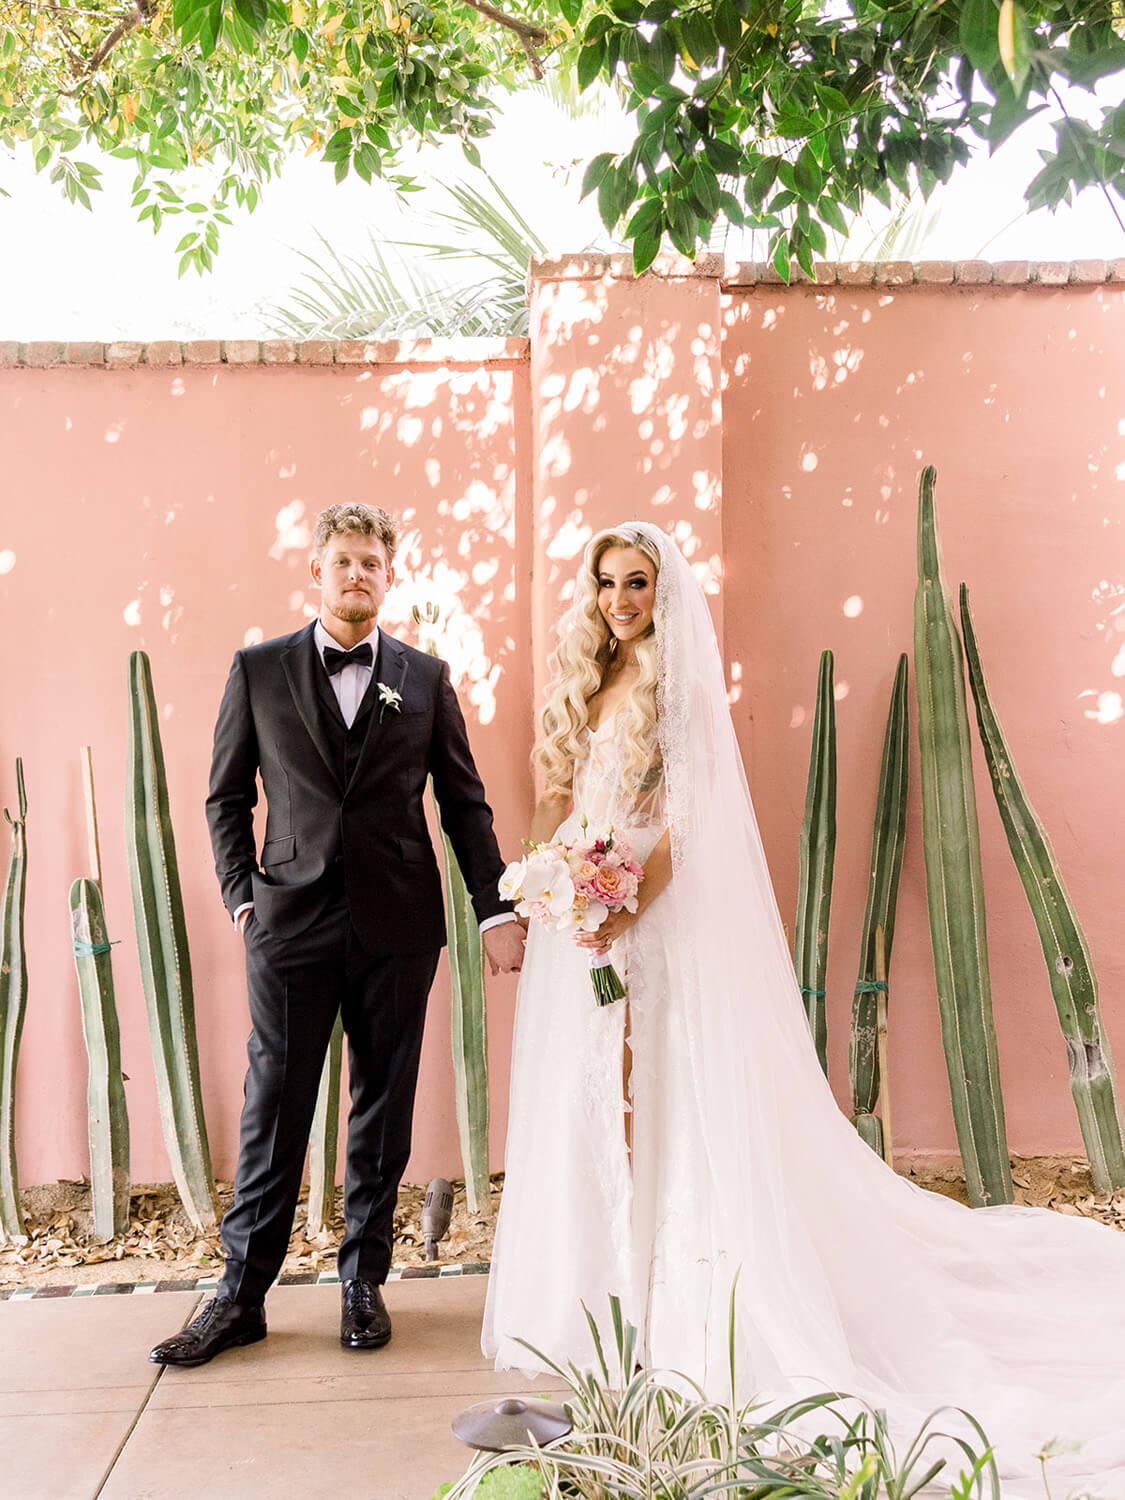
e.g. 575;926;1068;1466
70;876;131;1240
471;1468;543;1500
307;1013;343;1234
913;469;1012;1210
960;584;1125;1192
0;0;557;272
269;171;547;338
795;648;835;1076
442;1292;1001;1500
4;0;1123;274
415;605;491;1215
849;653;909;1155
0;760;28;1242
577;1;1125;276
125;651;218;1232
425;1473;543;1500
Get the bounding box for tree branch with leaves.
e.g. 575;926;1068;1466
2;0;1122;276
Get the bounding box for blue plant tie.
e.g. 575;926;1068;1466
854;980;889;994
72;939;120;957
799;986;826;998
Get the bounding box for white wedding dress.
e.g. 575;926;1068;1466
483;524;1125;1496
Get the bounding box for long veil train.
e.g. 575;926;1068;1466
484;523;1125;1496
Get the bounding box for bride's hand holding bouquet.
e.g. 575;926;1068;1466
499;822;645;1006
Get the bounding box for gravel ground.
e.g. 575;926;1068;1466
0;1175;500;1289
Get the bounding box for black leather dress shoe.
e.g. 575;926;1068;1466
149;1296;267;1368
340;1278;392;1349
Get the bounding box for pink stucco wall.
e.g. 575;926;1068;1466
0;346;534;1186
1;262;1123;1194
719;278;1125;1159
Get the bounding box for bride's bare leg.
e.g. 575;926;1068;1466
623;999;634;1163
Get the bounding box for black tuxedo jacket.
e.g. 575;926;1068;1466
206;622;511;955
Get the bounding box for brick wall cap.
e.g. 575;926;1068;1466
0;337;529;367
1;260;1118;370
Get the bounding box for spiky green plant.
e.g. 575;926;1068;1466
126;651;218;1231
307;1015;343;1235
914;468;1012;1208
0;759;28;1242
269;172;549;341
70;877;131;1239
443;826;489;1213
961;585;1125;1192
795;650;836;1076
441;1291;1001;1500
850;655;910;1156
414;604;490;1215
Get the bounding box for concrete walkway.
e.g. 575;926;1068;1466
0;1274;552;1500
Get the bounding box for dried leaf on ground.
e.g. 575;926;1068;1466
0;1175;502;1289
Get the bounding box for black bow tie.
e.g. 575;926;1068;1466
323;642;374;676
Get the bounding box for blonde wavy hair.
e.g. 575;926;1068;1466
538;525;662;800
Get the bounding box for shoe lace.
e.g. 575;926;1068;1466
346;1281;378;1315
186;1297;227;1334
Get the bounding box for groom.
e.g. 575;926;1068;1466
150;503;523;1368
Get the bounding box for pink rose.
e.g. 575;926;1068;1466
593;863;638;906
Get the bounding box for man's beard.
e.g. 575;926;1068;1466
330;599;377;624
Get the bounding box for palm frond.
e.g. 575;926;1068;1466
265;167;547;341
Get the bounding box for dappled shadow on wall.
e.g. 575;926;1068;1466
95;359;529;729
719;284;1125;738
527;274;729;675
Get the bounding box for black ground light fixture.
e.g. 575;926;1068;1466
422;1177;454;1260
452;1396;573;1452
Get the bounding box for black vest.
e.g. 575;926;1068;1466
311;661;378;788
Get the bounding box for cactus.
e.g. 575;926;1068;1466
307;1015;344;1235
794;650;836;1076
0;760;28;1241
961;585;1125;1191
414;604;491;1214
850;656;910;1157
914;468;1012;1207
126;651;218;1230
443;828;490;1213
70;877;131;1239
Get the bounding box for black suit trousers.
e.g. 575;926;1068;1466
219;899;440;1305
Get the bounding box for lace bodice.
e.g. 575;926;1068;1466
566;715;665;859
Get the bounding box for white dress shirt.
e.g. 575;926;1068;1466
314;618;377;728
234;622;514;935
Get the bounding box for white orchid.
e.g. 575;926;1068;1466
499;857;527;902
556;897;609;935
521;852;576;919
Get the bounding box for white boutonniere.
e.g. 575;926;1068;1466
377;682;403;721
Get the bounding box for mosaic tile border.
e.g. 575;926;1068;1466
0;1262;490;1301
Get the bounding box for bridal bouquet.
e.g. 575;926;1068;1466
499;823;644;1006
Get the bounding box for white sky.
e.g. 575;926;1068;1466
0;76;1122;339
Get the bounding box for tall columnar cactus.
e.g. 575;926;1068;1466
414;604;491;1215
443;828;489;1213
307;1016;343;1235
0;760;28;1241
126;651;218;1231
961;585;1125;1191
850;655;910;1157
914;468;1012;1208
70;877;131;1239
795;650;836;1076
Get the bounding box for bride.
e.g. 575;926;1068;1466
482;521;1125;1494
